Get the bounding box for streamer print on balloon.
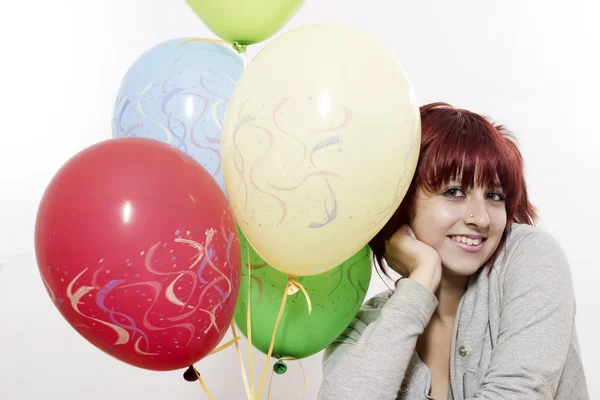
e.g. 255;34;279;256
112;38;244;194
234;227;372;360
34;137;242;371
221;24;421;277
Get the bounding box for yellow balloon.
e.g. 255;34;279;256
221;24;421;277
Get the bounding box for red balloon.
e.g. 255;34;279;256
34;137;241;371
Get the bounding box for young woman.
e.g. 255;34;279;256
318;103;589;399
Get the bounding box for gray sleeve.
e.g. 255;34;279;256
472;231;581;399
318;278;438;400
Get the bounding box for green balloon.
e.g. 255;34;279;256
234;228;372;359
185;0;306;45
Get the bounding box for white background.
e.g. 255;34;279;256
0;0;598;398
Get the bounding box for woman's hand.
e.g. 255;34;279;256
384;225;442;293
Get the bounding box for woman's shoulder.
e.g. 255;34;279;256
501;223;566;257
504;222;554;244
493;223;572;283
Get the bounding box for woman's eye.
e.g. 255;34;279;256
487;192;506;201
442;188;465;198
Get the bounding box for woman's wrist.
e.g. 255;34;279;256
408;262;441;293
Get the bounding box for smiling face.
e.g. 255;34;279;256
410;177;508;276
369;103;537;277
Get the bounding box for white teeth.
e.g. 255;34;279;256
452;236;482;246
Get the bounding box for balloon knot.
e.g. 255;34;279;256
287;280;301;295
183;365;199;382
232;41;247;53
273;360;288;375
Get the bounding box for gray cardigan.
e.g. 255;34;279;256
318;224;589;399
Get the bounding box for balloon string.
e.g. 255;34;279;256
195;325;250;398
288;279;313;315
231;322;254;399
246;247;257;399
267;356;308;400
192;366;216;400
255;277;292;399
265;282;311;399
208;334;242;356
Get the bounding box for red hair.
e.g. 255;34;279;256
370;102;537;274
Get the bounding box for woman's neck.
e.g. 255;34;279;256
432;271;469;324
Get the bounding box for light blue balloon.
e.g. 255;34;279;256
112;38;244;194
